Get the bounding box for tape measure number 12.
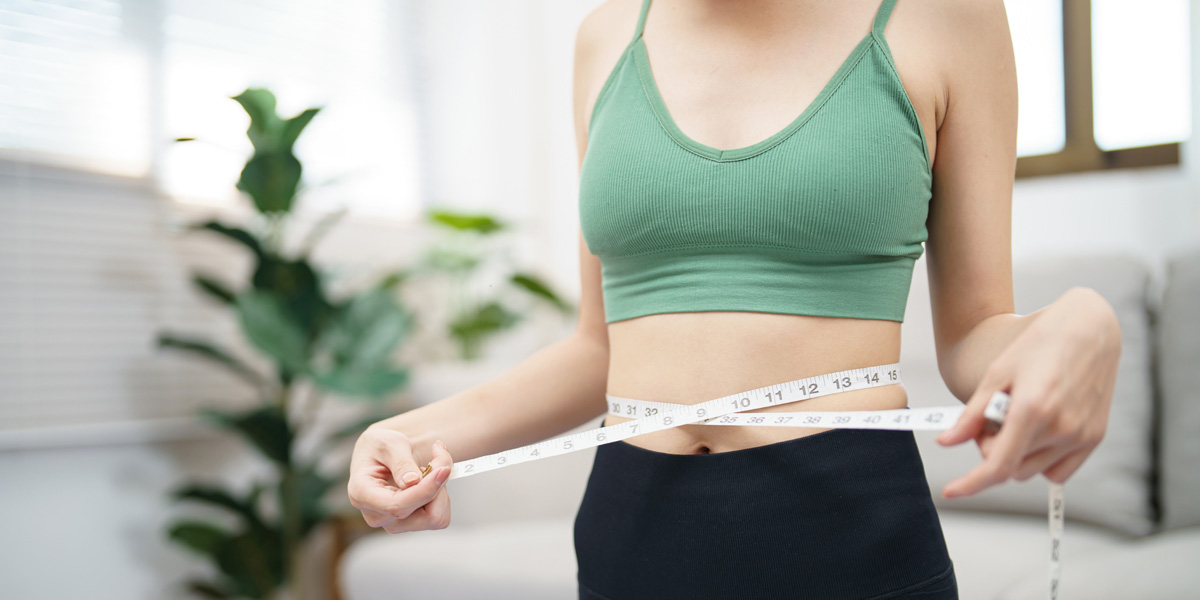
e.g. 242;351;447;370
444;363;1066;600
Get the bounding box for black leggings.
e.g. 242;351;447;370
573;422;957;600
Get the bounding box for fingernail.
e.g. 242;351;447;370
435;439;446;451
402;471;421;485
434;466;451;484
935;431;949;443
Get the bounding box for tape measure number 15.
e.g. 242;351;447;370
441;363;1066;600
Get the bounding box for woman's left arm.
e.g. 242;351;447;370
916;0;1123;499
934;288;1121;498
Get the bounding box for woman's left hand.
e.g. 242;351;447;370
934;287;1123;498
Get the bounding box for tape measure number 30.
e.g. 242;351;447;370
439;363;1066;600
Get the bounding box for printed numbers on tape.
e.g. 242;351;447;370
440;362;1064;600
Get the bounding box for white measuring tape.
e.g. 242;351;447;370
444;362;1065;599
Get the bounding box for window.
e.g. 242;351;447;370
1007;0;1192;178
0;0;422;219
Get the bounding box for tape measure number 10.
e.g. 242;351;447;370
444;363;1066;600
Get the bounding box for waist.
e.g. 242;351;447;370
604;313;907;454
606;309;903;401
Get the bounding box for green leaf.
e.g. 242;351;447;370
192;273;237;305
295;463;337;537
510;272;571;312
234;290;310;373
215;525;284;599
184;579;234;599
251;256;331;338
168;521;231;557
450;301;521;360
157;333;263;387
237;150;302;214
202;405;293;465
422;247;479;273
375;268;414;291
230;88;281;153
189;221;266;259
323;289;413;370
280;107;321;150
171;484;267;530
313;367;409;399
426;209;505;234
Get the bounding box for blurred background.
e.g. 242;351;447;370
0;1;1196;599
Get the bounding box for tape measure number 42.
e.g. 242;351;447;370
444;363;1066;600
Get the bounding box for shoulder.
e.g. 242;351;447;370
574;0;641;58
916;0;1015;97
572;0;643;154
885;0;1014;135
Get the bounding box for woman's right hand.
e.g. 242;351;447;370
347;425;455;533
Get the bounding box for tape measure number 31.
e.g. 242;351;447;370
440;363;1066;600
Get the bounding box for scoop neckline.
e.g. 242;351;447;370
631;32;877;163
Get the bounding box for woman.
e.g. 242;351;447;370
348;0;1122;598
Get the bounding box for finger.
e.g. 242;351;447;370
347;470;408;515
383;484;452;534
1012;443;1072;481
358;505;396;528
382;441;454;520
937;365;1013;447
942;399;1042;498
1043;445;1091;484
381;437;423;491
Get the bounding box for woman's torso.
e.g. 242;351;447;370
585;0;944;455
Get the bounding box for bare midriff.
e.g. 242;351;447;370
601;311;908;455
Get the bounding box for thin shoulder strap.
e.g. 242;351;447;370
871;0;899;36
633;0;652;41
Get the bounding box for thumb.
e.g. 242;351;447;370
383;442;425;491
937;365;1012;446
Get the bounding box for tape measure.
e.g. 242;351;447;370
443;362;1065;599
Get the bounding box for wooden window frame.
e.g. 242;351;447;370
1015;0;1183;179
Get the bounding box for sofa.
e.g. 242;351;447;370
339;248;1200;600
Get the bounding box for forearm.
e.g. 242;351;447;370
938;287;1113;402
369;331;610;467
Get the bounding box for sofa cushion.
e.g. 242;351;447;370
903;253;1156;536
339;518;578;600
937;508;1135;600
995;526;1200;600
1157;246;1200;530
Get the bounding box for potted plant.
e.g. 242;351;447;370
158;87;413;600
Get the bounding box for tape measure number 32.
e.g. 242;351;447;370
441;363;1066;600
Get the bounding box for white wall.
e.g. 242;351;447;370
0;2;1196;600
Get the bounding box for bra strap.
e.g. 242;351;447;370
633;0;651;40
871;0;899;35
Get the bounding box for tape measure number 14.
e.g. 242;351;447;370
443;363;1066;600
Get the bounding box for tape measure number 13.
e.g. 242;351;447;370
443;364;1066;600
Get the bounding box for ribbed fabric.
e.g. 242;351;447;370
573;423;958;600
579;0;932;324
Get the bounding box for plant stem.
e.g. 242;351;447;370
278;382;305;600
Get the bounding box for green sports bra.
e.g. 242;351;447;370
579;0;932;324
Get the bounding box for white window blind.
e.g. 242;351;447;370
0;0;152;177
0;0;423;445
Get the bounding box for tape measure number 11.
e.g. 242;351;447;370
442;363;1066;600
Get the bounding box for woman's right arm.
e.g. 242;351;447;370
347;2;622;532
